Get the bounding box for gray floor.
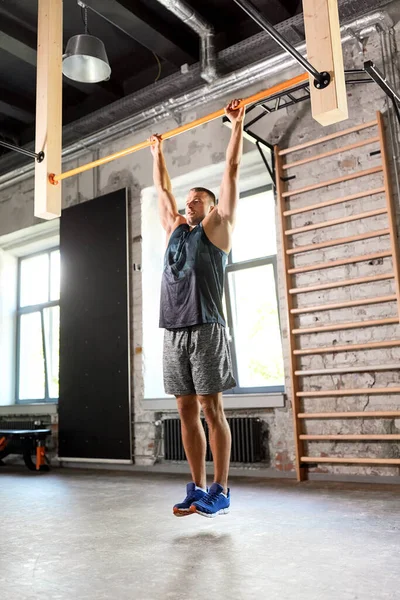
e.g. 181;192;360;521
1;469;400;600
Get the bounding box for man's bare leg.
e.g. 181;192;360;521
198;393;231;492
176;395;207;489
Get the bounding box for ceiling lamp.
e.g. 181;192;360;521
62;4;111;84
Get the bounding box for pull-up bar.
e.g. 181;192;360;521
49;72;308;185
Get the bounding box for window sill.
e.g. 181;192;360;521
143;393;285;411
0;403;58;416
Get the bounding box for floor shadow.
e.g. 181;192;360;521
161;528;244;599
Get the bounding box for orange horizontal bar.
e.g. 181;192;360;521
49;73;309;184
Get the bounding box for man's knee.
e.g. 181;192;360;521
176;395;200;425
198;394;225;424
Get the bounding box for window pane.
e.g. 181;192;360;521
18;312;45;400
50;250;60;301
228;264;284;388
231;191;277;263
43;306;60;398
20;253;49;307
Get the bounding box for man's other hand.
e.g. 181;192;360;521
150;134;163;156
224;99;245;124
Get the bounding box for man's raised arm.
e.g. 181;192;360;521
217;99;245;225
150;134;185;234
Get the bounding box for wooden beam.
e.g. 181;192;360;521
292;317;399;335
377;111;400;318
282;166;383;198
288;251;392;275
297;388;400;397
286;229;390;255
294;339;400;355
283;136;380;170
298;411;400;418
303;0;348;126
289;273;394;295
301;457;400;465
283;187;385;217
34;0;62;220
275;145;307;482
300;434;400;440
285;208;387;236
290;294;396;315
295;364;400;376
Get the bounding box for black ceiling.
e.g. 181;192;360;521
0;0;302;157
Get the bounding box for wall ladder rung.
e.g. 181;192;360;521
297;388;400;397
298;411;400;419
300;434;400;441
283;136;380;170
282;166;383;198
285;208;387;236
301;457;400;465
295;365;400;376
287;229;390;255
289;273;394;295
294;340;400;356
288;251;392;275
291;295;397;315
279;120;377;156
292;317;398;335
283;187;385;217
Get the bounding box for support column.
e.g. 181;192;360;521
34;0;63;220
303;0;348;126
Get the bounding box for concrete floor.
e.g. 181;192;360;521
1;470;400;600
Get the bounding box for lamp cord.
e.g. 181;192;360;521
81;5;90;35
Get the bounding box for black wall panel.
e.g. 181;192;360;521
58;189;131;460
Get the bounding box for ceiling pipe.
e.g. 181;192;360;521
155;0;218;83
0;10;393;191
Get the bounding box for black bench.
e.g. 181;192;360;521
0;429;51;472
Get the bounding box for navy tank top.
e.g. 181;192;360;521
159;223;228;329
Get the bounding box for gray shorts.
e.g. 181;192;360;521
163;323;237;396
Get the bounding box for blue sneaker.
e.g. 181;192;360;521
189;482;230;518
173;483;207;517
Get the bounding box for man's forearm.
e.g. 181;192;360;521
153;150;172;192
226;121;244;170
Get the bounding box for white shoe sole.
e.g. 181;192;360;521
193;507;230;518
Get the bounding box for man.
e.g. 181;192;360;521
150;98;244;518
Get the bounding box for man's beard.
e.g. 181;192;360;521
187;214;204;226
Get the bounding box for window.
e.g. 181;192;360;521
224;187;285;393
16;249;60;403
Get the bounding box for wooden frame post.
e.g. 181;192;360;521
377;110;400;318
275;146;307;482
34;0;63;220
303;0;348;126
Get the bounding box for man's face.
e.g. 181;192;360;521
185;190;212;226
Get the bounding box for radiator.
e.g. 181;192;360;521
0;419;46;430
164;417;264;463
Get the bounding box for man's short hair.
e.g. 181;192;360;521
190;187;217;206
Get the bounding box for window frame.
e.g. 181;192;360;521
16;247;60;405
224;185;285;395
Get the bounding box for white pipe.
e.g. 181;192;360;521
155;0;217;83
